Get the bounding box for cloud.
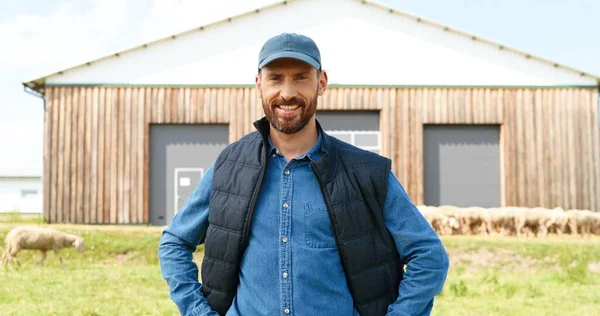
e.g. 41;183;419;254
0;0;279;81
0;0;129;170
0;0;129;80
0;0;278;171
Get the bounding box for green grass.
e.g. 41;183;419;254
0;224;204;316
434;235;600;316
1;224;599;315
0;212;46;224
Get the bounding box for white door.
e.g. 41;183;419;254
174;168;204;215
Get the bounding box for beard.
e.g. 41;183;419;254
262;92;318;134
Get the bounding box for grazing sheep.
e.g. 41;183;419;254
415;205;599;237
485;207;518;236
419;206;459;235
437;205;462;235
545;207;570;235
0;226;84;268
515;207;552;237
567;210;597;237
592;212;600;235
459;207;489;235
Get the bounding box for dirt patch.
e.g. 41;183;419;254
115;252;135;264
448;248;559;272
101;250;142;265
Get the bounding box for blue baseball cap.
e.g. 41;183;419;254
258;33;322;70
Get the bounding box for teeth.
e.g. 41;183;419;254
279;105;300;110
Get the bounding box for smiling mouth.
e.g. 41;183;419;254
277;104;301;111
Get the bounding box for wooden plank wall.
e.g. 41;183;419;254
45;87;232;224
503;89;600;211
43;86;600;223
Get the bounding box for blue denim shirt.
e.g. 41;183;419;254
158;133;449;316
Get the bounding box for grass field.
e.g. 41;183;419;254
1;219;599;316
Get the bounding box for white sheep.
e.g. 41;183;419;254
0;225;84;268
567;210;598;237
416;205;599;237
419;206;459;235
485;207;518;236
459;206;489;235
545;207;570;235
515;207;552;237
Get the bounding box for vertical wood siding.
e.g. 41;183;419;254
501;88;600;211
42;86;600;223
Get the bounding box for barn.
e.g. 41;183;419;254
23;0;600;225
0;167;42;214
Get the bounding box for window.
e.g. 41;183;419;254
21;189;38;198
326;131;381;155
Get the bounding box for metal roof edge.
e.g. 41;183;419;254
22;0;291;94
23;0;600;95
361;0;600;84
41;83;598;89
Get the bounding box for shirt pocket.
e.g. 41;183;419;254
304;202;337;249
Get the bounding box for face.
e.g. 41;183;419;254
256;58;327;134
73;238;85;253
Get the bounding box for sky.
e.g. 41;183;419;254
0;0;599;175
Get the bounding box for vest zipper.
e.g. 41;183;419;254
241;147;269;251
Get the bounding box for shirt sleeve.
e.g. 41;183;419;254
383;171;449;316
158;167;219;316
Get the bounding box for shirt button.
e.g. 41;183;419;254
283;203;288;209
283;272;288;279
284;169;290;175
284;308;290;314
282;236;288;243
272;153;276;157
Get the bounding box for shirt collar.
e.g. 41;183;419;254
267;130;323;161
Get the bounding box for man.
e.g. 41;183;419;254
158;33;449;316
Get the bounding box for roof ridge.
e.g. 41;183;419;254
23;0;599;94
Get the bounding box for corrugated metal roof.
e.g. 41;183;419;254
23;0;600;94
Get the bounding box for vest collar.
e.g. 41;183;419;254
253;116;339;182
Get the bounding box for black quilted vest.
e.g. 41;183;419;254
201;117;403;315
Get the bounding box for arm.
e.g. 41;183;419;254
158;167;218;316
383;172;449;316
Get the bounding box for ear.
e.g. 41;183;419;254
73;238;83;247
255;72;262;99
318;70;328;96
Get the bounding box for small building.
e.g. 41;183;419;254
23;0;600;224
0;168;43;214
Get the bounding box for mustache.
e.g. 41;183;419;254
270;97;306;107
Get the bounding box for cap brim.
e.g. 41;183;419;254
258;51;320;70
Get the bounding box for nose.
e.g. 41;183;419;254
280;80;297;101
